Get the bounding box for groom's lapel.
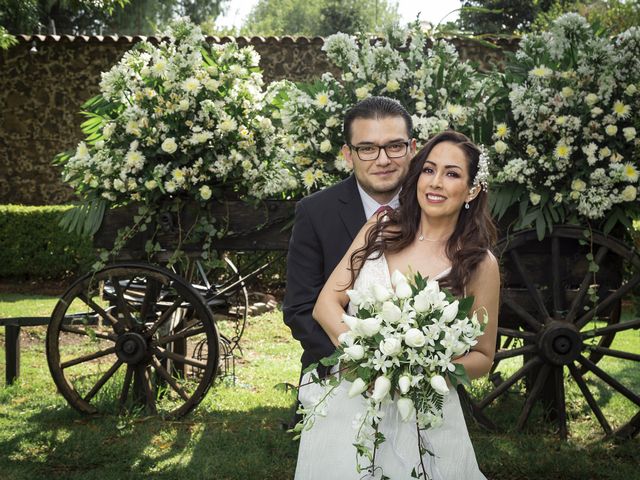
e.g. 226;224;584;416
338;175;366;241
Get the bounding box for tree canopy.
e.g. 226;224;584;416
240;0;401;37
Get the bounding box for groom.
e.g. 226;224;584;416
283;96;416;381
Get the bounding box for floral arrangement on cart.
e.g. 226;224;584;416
473;13;640;440
274;20;498;193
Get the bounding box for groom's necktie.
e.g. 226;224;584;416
373;205;393;218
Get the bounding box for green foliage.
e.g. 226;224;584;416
458;0;556;34
533;0;640;34
0;205;95;280
0;25;16;49
240;0;401;37
0;0;229;35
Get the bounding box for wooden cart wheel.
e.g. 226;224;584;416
46;263;219;418
461;225;640;439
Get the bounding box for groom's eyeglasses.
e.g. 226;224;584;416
349;141;410;161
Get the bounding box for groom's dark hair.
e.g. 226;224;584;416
343;96;413;144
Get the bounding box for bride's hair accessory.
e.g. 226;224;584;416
472;146;490;192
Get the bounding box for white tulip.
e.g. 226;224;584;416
348;378;368;398
413;291;431;313
404;328;426;348
430;375;450;395
379;337;402;357
381;302;402;323
441;300;459;323
391;269;407;287
372;284;392;303
344;344;365;361
398;375;411;394
338;331;355;346
395;282;413;299
371;375;391;402
397;397;415;422
346;289;364;306
359;317;382;337
342;313;360;333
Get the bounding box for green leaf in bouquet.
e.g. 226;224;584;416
457;296;475;317
319;349;341;367
447;363;471;388
59;198;107;237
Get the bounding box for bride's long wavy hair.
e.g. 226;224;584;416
348;130;497;296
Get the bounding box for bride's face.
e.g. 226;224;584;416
416;141;476;220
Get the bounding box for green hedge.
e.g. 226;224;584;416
0;205;95;280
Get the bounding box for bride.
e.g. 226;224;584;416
294;131;500;479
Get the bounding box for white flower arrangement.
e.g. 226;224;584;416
295;270;485;478
489;13;640;238
56;18;297;239
276;22;497;192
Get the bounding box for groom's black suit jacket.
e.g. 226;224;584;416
283;175;367;371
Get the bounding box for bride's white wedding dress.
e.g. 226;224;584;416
294;254;486;480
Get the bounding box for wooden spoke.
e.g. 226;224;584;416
516;363;551;430
554;367;568;439
150;357;190;402
497;327;537;340
156;326;206;346
575;272;640;330
494;344;537;361
83;359;124;402
567;364;612;435
112;278;134;329
135;365;157;414
144;298;184;338
576;355;640;406
152;346;207;370
478;357;543;410
581;318;640;339
565;245;609;324
61;346;117;369
139;277;161;327
502;297;543;332
60;325;116;341
509;249;550;321
78;293;123;333
551;236;564;320
588;346;640;362
118;365;134;412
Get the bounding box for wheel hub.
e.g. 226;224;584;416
538;321;582;365
115;332;148;364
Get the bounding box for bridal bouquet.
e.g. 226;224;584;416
296;269;485;477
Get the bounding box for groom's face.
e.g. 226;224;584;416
342;116;415;205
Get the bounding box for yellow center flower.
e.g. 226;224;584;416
613;100;631;118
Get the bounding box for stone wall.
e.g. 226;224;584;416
0;35;516;205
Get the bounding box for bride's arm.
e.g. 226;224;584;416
453;251;500;380
312;218;377;347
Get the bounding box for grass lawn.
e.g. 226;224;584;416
0;293;638;480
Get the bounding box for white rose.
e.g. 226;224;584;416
571;178;587;192
372;284;392;303
348;378;368;398
355;86;369;100
379;337;402;357
623;127;636;141
144;179;157;190
320;139;332;153
161;137;178;154
338;331;355;346
395;281;413;299
441;300;459;323
397;397;415;422
494;140;508;154
371;375;391;401
621;185;637;202
199;185;212;200
584;93;599;105
413;291;431;313
359;317;382;337
381;302;402;323
386;79;400;92
529;192;541;206
430;375;450;395
605;124;618;136
398;375;411;394
346;289;364;306
344;344;365;361
404;328;426;348
625;84;637;96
